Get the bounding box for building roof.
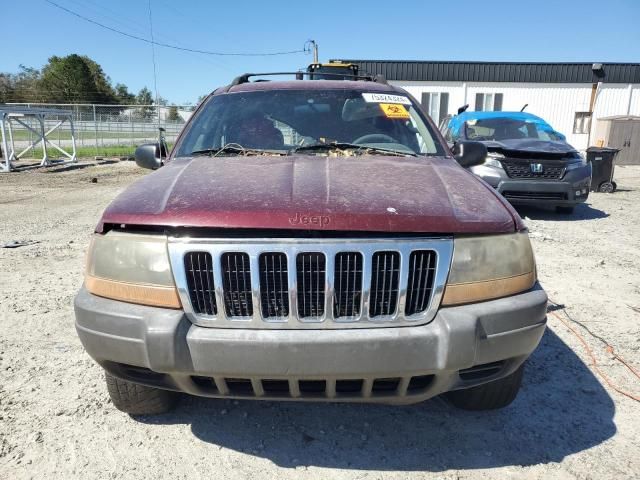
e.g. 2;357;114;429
331;60;640;84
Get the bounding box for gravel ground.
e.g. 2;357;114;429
1;160;639;480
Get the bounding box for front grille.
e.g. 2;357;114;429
370;251;400;317
334;252;363;318
259;252;289;318
503;191;567;200
405;250;436;316
171;238;451;329
502;160;565;180
296;253;326;318
221;252;253;317
184;252;217;315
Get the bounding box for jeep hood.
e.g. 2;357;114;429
98;156;521;234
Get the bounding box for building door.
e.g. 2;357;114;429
608;119;640;165
629;121;640;165
421;92;449;124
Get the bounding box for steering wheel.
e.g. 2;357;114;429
353;133;397;145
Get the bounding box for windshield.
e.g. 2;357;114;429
174;89;445;157
463;117;564;142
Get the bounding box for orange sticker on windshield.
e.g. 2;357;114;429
379;103;410;119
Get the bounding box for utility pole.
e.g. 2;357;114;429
308;40;318;64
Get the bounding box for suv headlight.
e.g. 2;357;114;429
84;231;181;308
565;155;588;171
484;151;504;168
442;232;536;306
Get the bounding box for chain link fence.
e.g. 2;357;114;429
5;103;195;158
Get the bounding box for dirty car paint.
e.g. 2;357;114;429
98;155;519;234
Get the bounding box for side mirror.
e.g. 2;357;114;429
135;143;163;170
452;141;487;168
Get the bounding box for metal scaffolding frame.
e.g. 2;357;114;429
0;106;77;172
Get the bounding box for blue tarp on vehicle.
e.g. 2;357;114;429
447;111;566;141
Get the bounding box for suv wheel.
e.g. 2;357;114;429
105;372;178;415
446;364;524;410
556;206;575;214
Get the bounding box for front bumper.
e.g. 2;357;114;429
74;284;547;405
471;163;592;206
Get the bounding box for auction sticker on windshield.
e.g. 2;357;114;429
379;103;410;119
362;93;412;105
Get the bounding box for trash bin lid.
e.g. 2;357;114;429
586;146;620;153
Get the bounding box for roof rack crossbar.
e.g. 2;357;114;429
229;71;386;87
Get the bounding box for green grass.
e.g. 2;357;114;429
7;130;175;141
22;143;174;159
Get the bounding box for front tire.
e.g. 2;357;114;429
105;372;178;415
446;364;524;410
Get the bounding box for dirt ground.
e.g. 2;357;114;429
1;159;639;480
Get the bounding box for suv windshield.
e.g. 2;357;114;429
174;89;445;157
463;117;563;142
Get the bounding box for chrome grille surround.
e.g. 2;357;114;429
168;237;453;329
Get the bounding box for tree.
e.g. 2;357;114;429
114;83;135;104
38;54;117;103
0;55;174;106
15;66;42;101
0;66;42;103
135;87;154;119
80;55;117;103
0;73;14;103
167;105;180;122
136;87;153;105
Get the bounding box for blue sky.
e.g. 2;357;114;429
2;0;639;104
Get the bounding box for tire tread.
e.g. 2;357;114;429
105;372;177;415
446;364;524;411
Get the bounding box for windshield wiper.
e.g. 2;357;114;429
291;142;417;157
190;143;286;157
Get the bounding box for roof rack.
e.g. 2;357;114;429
228;71;387;87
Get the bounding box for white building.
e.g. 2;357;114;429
337;60;640;155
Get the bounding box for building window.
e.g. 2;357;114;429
421;92;449;124
573;112;592;134
474;93;503;111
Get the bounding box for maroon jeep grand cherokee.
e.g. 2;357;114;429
74;75;547;414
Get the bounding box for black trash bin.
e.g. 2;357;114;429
586;147;619;193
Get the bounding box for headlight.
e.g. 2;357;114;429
442;232;536;306
84;231;181;308
484;151;504;168
565;155;588;171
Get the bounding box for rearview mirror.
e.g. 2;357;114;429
452;141;487;168
134;143;164;170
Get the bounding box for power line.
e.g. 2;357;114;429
147;0;160;129
44;0;309;57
